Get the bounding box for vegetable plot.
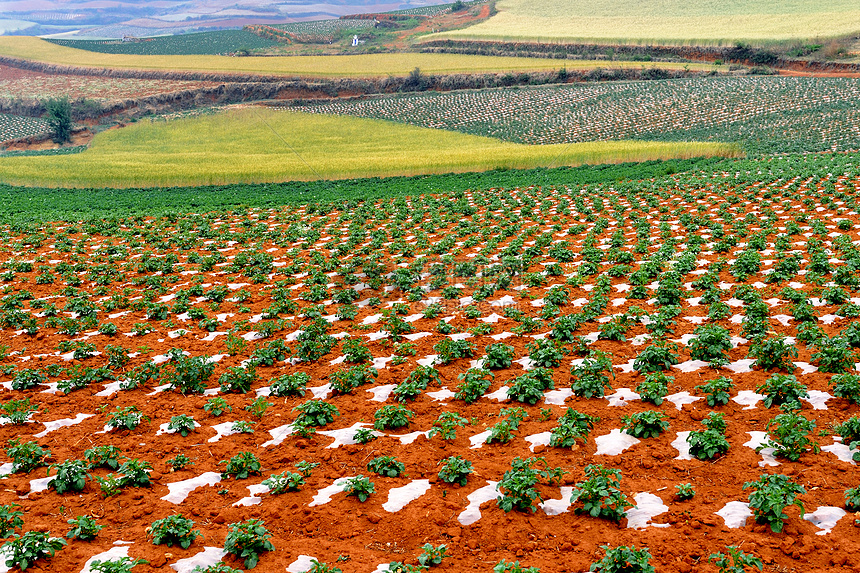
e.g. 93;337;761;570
0;153;858;570
294;76;860;156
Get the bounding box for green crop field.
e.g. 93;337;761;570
294;77;860;156
0;37;714;77
428;0;860;45
0;108;735;188
46;30;279;56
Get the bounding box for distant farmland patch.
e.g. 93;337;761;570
428;0;860;45
46;30;279;56
0;113;47;143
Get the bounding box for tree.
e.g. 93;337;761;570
46;97;72;144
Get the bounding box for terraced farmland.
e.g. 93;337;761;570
294;76;860;155
0;152;859;572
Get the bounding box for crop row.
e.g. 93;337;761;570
272;19;375;43
295;76;860;156
0;152;858;570
0;113;48;143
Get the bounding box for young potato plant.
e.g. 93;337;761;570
148;514;202;549
496;457;564;513
570;464;631;522
373;405;414;431
634;372;671;406
688;324;733;367
571;351;614;399
708;546;763;573
47;459;90;494
831;373;860;404
454;368;493;403
366;456;406;478
106;406;149;431
220;452;262;480
343;475;375;502
0;504;23;538
484;343;515;369
486;408;528;444
223;519;274;569
269;372;309;397
760;412;819;461
695;376;735;407
6;439;51;474
294;400;340;427
633;341;680;373
675;483;695;501
756;374;808;410
743;473;806;533
437;456;474;486
621;411;670;439
66;515;103;541
429;412;468;441
686;413;730;460
549;409;599;448
507;368;554;404
1;530;66;571
748;336;797;371
589;545;656;573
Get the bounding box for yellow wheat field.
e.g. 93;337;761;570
427;0;860;46
0;37;718;76
0;109;739;188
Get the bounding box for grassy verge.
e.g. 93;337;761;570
0;37;717;76
427;0;860;46
0;108;739;188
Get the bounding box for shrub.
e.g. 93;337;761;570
549;409;599;448
344;475;375;502
621;411;669;439
437;456;473;486
589;545;655;573
743;473;805;533
695;376;734;406
223;519;274;569
756;373;808;410
570;464;631;522
149;514;201;549
373;404;414;430
47;459;90;494
66;515;102;541
220;452;262;480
